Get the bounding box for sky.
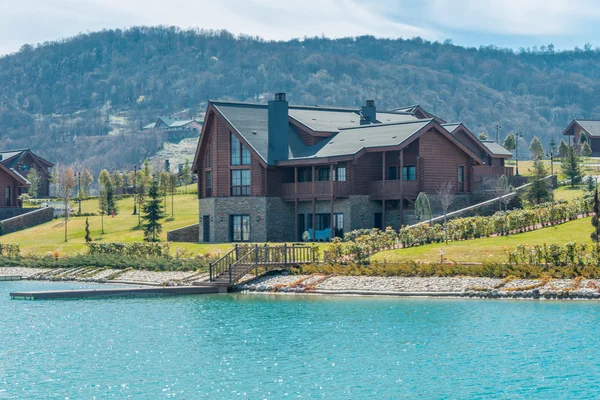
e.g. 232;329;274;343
1;0;599;55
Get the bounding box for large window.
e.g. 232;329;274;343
403;166;417;181
231;169;250;196
5;186;10;207
387;166;398;180
231;132;251;166
335;167;346;182
333;213;344;238
298;168;312;182
205;171;212;197
317;168;330;182
205;142;212;168
230;215;250;242
458;166;465;192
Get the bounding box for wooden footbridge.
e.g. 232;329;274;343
209;244;318;285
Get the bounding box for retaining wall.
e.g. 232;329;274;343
167;223;199;243
2;207;54;234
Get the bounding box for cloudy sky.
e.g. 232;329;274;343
1;0;599;55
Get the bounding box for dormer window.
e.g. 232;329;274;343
231;132;251;166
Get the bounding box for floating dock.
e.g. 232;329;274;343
0;275;22;281
10;284;226;300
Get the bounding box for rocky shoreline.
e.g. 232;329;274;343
237;273;600;300
0;267;208;287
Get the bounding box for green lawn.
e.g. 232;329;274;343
554;185;585;202
2;194;328;257
372;216;592;263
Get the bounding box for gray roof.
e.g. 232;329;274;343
441;123;461;133
289;108;363;132
575;119;600;137
291;120;431;160
480;140;513;156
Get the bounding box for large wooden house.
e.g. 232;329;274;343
563;119;600;156
193;93;513;243
0;149;53;197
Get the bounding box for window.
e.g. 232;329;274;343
317;168;330;182
231;169;250;196
5;186;10;207
387;166;398;180
230;132;250;165
403;166;417;181
205;171;212;197
230;215;250;242
316;214;331;230
205;142;212;168
335;167;346;182
458;166;465;192
333;213;344;238
298;168;312;182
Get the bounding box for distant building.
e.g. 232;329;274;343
142;117;203;141
0;149;53;197
0;163;29;208
563;119;600;156
192;93;513;243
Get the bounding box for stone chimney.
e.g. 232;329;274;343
268;92;289;163
361;100;376;125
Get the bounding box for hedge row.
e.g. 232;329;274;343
87;242;170;258
506;242;600;268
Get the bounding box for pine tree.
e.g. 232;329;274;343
529;136;544;160
181;159;192;193
142;177;166;241
582;141;592;157
105;179;118;215
561;145;584;187
503;133;516;152
558;139;569;158
527;160;550;204
27;168;40;198
98;187;108;235
85;217;92;242
415;192;432;226
591;188;600;247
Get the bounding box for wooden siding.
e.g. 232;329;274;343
419;127;471;193
0;168;20;207
349;152;382;195
453;129;486;160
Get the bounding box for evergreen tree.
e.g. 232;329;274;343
105;179;118;215
181;159;192;193
27;168;40;198
168;172;178;218
558;139;569;158
477;132;488;141
415;192;432;226
591;188;600;249
529;136;544;160
561;145;584;187
98;186;108;234
142;177;166;241
85;217;92;242
582;141;592;157
503;133;516;151
527;160;550;204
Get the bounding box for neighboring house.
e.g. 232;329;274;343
142;117;203;141
0;149;53;197
563;119;600;156
442;123;513;182
193;93;513;243
0;162;30;207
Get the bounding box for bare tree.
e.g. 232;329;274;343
59;166;77;242
436;181;456;244
493;175;511;212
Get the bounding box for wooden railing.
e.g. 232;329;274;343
369;180;419;200
280;181;349;201
210;244;318;284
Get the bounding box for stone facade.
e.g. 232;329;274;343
167;224;199;243
1;207;54;235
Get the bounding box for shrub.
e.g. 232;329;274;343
0;243;19;257
87;242;171;258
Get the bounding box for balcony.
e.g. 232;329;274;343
369;180;419;200
281;181;349;201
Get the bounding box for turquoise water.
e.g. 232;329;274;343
1;282;600;399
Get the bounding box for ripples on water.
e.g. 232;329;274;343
1;281;599;398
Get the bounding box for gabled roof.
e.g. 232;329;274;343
480;140;513;157
564;119;600;137
144;117;200;130
0;163;30;186
0;149;53;169
441;123;461;133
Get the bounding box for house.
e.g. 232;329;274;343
142;117;203;141
442;123;513;182
0;149;53;197
562;119;600;156
193;93;513;243
0;162;30;208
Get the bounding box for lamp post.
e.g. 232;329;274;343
546;148;555;225
495;123;501;143
132;164;138;215
515;131;523;176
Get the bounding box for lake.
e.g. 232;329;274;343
1;281;599;398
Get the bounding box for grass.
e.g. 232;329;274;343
554;185;585;202
371;216;593;264
2;194;329;257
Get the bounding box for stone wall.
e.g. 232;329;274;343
1;207;54;235
167;224;199;243
0;208;33;221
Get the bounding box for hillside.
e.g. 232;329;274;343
2;27;600;171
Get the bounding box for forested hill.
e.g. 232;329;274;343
1;26;599;171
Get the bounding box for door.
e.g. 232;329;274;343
374;213;383;230
202;215;210;242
